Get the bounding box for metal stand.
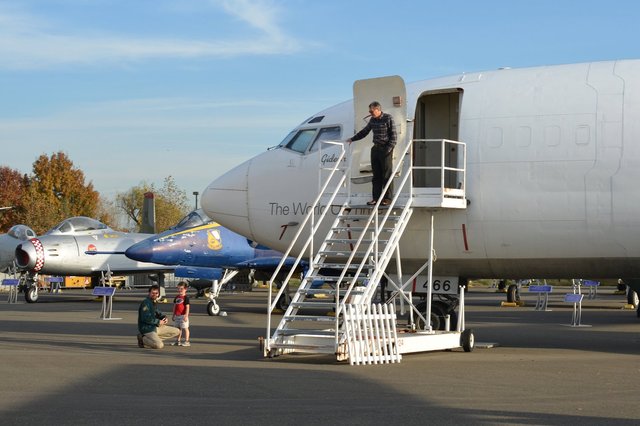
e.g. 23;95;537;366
47;276;63;293
529;283;552;311
563;279;590;327
582;280;600;300
3;278;19;303
93;286;119;320
93;269;121;320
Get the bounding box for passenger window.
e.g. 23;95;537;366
309;126;342;152
286;129;318;153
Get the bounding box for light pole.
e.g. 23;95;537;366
193;191;199;210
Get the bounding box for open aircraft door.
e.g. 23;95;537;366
351;76;407;186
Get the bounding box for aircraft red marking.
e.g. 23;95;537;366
462;223;469;251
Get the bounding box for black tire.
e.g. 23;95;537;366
25;286;38;303
276;292;291;311
506;284;519;303
415;301;452;331
627;289;639;308
207;301;220;316
461;329;475;352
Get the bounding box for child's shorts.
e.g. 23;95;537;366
174;315;189;329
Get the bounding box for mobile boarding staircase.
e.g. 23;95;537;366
262;139;468;365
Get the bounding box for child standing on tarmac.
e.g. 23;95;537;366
171;282;191;346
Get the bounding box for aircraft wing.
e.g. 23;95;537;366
174;265;224;281
235;256;305;270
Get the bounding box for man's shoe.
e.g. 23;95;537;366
381;199;391;206
182;341;191;347
137;334;144;348
366;200;377;206
170;341;181;346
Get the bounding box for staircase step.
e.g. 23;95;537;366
316;250;375;256
303;275;369;282
290;301;336;309
276;329;337;336
331;226;394;232
297;288;365;297
270;343;337;353
317;262;374;270
284;315;337;322
339;214;400;221
326;238;389;244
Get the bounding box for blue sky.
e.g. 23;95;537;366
1;0;639;201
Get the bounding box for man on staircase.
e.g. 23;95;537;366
347;101;397;206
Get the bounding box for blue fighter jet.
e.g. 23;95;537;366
125;209;304;315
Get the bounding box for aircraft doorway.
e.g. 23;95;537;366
413;90;462;189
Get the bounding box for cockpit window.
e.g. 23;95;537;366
46;217;109;235
279;126;343;154
175;209;212;230
8;225;36;240
308;126;342;152
277;131;296;148
286;129;318;153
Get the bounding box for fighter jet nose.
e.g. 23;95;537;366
15;238;44;272
125;240;154;263
202;159;253;239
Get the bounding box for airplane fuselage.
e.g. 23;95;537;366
203;60;640;281
14;217;170;276
125;222;285;269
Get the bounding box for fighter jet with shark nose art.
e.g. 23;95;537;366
0;225;37;272
14;216;172;303
125;209;305;315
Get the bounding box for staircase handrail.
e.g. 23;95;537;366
266;141;347;330
332;140;414;316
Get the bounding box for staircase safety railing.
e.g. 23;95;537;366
267;140;416;354
265;141;348;344
330;140;415;317
265;136;467;357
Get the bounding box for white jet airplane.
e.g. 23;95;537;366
202;59;640;310
0;225;37;272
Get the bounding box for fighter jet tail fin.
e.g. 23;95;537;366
139;192;156;234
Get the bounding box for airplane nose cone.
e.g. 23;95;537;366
15;238;44;272
124;240;155;263
202;158;254;239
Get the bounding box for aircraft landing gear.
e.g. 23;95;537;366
207;300;221;316
25;286;38;303
506;284;520;303
276;292;291;311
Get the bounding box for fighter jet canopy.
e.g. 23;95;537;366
45;217;110;235
173;209;214;231
7;224;36;240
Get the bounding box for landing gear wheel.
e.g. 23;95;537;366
415;301;453;331
207;301;220;316
627;289;639;308
507;284;519;303
25;286;38;303
461;329;475;352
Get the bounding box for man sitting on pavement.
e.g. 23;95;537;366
137;284;180;349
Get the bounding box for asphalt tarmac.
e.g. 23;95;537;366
0;285;638;425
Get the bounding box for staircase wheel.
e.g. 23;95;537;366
461;329;475;352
